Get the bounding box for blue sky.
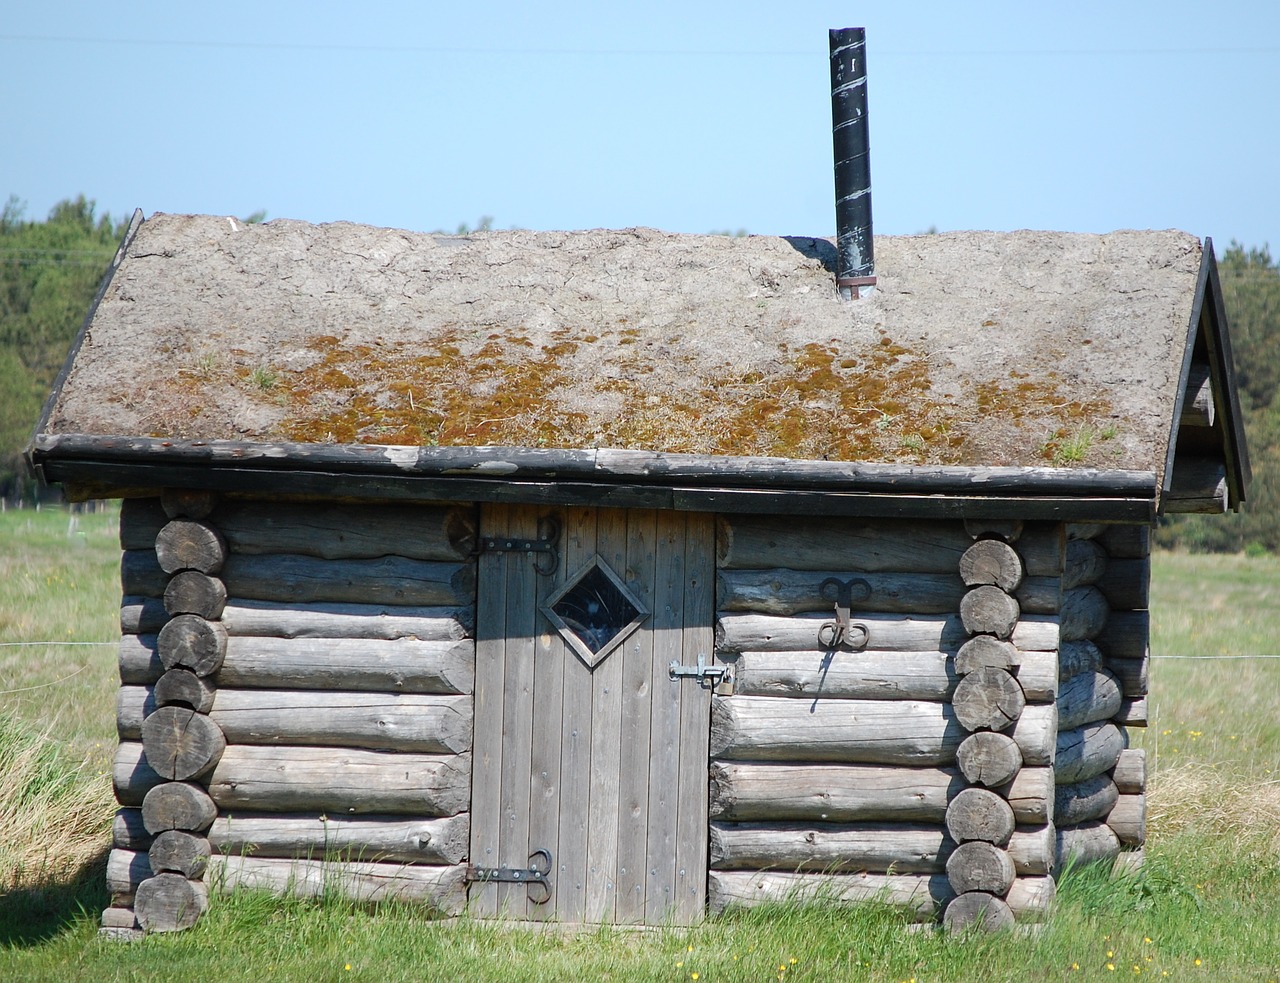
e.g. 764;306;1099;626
3;2;1277;248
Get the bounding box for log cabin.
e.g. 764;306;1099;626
28;211;1248;936
26;30;1250;939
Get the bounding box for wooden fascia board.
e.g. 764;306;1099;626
32;436;1158;522
24;209;145;483
1203;243;1252;505
1162;241;1251;512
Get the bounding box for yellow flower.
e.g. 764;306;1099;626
1108;951;1115;958
1143;937;1154;944
691;975;699;981
1107;964;1116;972
676;962;684;968
1072;964;1080;971
790;958;798;965
344;966;352;972
1195;958;1203;967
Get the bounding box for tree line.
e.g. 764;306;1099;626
2;197;1278;551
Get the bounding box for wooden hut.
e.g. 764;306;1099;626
28;212;1248;935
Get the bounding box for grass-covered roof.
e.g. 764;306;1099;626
43;213;1204;476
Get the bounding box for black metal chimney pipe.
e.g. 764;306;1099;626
830;27;875;299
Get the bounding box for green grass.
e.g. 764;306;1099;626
2;516;1279;980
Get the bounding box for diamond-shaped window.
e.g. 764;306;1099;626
542;556;649;669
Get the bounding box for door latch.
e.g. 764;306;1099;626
817;577;871;650
669;652;731;688
466;848;552;905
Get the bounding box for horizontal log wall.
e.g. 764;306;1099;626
113;495;478;929
711;516;1065;928
1055;523;1149;874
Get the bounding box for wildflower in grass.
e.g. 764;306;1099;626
1107;964;1116;972
1071;963;1080;971
691;975;699;980
1194;958;1202;967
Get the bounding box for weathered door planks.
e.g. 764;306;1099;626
469;505;714;924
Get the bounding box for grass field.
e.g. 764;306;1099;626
1;507;1278;981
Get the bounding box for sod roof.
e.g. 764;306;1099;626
43;213;1206;478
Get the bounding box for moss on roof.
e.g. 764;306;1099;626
45;214;1202;474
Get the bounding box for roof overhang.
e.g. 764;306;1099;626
1160;239;1252;514
28;434;1159;523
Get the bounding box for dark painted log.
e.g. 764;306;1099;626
135;873;208;933
122;550;168;597
1055;722;1124;785
1066;523;1106;541
945;841;1015;895
1058;669;1124;731
219;554;475;607
149;829;210;878
1054;775;1119;826
998;767;1054;824
207;746;471;816
1096;556;1150;611
709;696;964;765
707;870;952;920
215;636;475;695
113;808;152;851
716;568;965;616
716;612;1059;655
106;848;151;903
728;650;955;701
1107;794;1146;845
1114;697;1148;726
945;788;1015;846
154;671;216;713
220;599;475;641
157;615;227;677
1013;577;1060;615
121;596;169;635
1059;587;1109;641
715;516;973;573
156;519;228;575
1056;821;1120;869
716;514;1064;575
208;689;472;754
964;519;1022;543
1058;640;1104;682
959;586;1020;639
1164;457;1227;514
207;812;470;865
161;488;218;520
707;761;964;823
956;732;1022;787
163;571;227;619
943;892;1014;933
141;706;226;781
141;781;217;834
708;821;950;873
1098;524;1150;560
952;667;1026;732
1063;538;1107;590
113;742;163;806
1108;656;1149;698
1094;610;1148;661
960;539;1023;591
954;636;1016;674
214;501;476;561
1180;362;1214;427
120;497;168;549
1112;749;1146;794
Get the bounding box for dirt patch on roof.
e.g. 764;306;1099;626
46;214;1201;473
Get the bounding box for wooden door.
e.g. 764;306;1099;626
469;505;715;924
